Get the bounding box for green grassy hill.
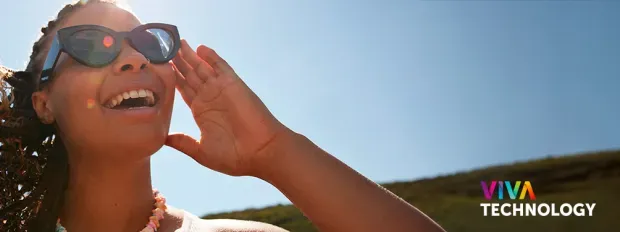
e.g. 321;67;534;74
202;150;620;232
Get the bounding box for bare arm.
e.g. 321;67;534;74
165;41;444;232
254;131;445;232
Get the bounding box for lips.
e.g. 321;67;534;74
103;88;159;109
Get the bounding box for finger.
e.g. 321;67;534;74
196;45;235;76
165;133;203;163
172;66;196;106
172;53;203;90
180;39;217;81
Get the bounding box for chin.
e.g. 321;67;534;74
107;125;169;158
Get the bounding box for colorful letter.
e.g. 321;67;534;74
504;181;521;200
481;181;497;200
497;181;504;200
519;181;536;200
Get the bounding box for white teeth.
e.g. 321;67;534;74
138;89;147;97
145;90;155;105
106;88;156;108
129;90;139;98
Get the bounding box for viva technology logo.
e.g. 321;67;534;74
479;181;596;217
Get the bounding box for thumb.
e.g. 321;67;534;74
165;133;203;161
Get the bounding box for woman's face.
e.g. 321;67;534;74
33;2;176;159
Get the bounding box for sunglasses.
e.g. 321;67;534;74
40;23;181;84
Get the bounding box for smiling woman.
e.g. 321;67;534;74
0;1;444;232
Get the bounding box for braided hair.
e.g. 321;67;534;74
0;1;117;231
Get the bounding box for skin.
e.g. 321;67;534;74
31;2;445;232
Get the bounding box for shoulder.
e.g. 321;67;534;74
191;218;289;232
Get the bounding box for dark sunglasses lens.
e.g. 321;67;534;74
68;29;118;66
133;29;175;63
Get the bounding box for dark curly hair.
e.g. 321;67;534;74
0;1;117;231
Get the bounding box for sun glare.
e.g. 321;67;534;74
78;0;134;13
114;0;133;13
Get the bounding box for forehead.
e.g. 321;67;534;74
59;2;141;32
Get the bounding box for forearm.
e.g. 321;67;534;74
254;131;445;232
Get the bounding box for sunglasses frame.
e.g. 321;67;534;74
40;23;180;84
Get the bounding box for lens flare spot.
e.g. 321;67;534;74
87;99;96;109
103;35;114;48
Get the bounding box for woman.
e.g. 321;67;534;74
0;1;444;231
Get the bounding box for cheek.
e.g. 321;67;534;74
153;64;176;109
155;64;176;92
50;73;105;138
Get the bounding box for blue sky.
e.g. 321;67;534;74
1;0;618;216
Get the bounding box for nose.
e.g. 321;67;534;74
112;47;148;74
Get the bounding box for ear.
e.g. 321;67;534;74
32;91;55;124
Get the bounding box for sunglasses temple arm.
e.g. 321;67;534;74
40;36;63;84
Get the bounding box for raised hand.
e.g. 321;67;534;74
163;39;289;177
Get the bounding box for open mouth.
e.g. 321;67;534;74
104;89;159;110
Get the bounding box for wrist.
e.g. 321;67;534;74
249;127;307;181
